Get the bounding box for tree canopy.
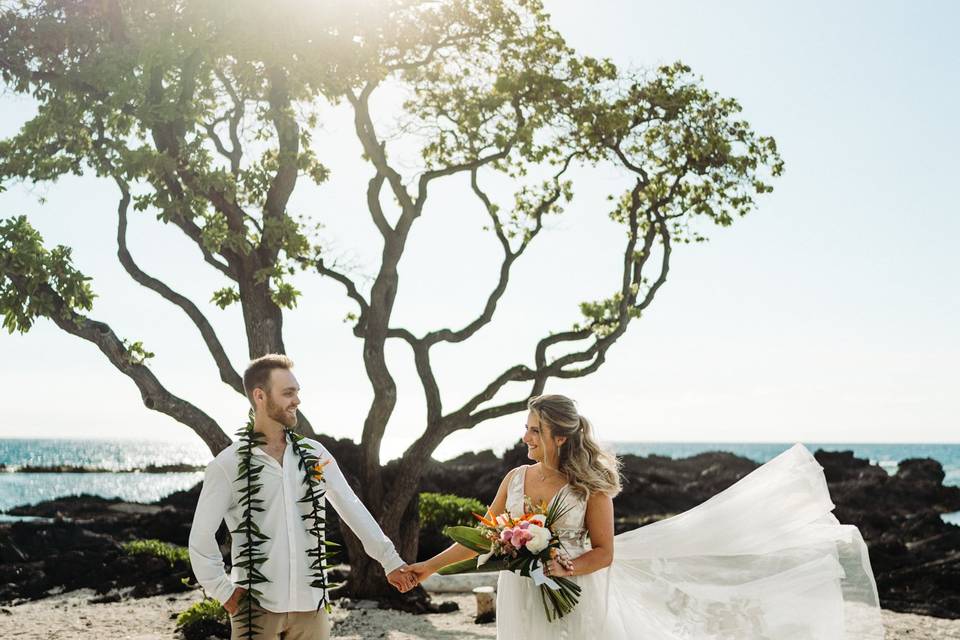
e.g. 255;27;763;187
0;0;782;596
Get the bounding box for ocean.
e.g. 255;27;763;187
0;438;210;515
1;438;959;517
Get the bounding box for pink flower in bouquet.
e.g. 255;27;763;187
501;522;534;549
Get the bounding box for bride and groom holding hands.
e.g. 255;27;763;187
189;354;885;639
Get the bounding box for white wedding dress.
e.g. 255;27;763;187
495;444;885;639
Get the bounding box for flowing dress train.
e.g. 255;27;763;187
494;444;885;639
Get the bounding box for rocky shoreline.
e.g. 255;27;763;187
1;437;958;619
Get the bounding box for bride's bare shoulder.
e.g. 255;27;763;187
494;465;527;493
505;464;528;482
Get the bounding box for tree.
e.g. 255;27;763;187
0;0;783;599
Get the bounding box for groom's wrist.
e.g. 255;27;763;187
383;557;405;576
212;579;239;605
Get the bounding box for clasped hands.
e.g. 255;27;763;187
386;565;418;593
391;550;575;593
224;554;571;613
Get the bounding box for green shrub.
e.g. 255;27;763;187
176;598;229;640
121;539;189;566
419;492;486;531
419;492;486;558
177;597;228;627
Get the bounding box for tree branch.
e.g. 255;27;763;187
446;185;673;431
144;64;250;248
382;26;494;73
610;140;650;184
348;84;416;223
635;208;672;314
462;398;530;427
296;253;370;336
421;158;570;346
412;339;442;425
173;217;237;279
446;363;534;426
202;115;238;173
0;58;137;117
212;67;244;175
365;173;393;238
6;274;231;456
345;87;532;493
347;85;431;508
414;143;513;203
412;99;527;214
113;178;245;395
91;122;238;282
260;65;299;257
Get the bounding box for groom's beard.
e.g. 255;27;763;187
266;396;298;428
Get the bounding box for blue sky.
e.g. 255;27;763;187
1;1;957;458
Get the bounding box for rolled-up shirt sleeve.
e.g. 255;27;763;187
322;454;404;575
188;460;237;603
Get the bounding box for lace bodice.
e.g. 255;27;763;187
505;465;591;557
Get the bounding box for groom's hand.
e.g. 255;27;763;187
386;565;418;593
222;586;247;616
407;561;434;584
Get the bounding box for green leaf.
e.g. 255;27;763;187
437;556;507;575
211;287;241;309
441;525;492;554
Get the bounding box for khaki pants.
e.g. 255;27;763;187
230;603;331;640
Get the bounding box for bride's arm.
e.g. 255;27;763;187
408;468;515;582
548;492;614;578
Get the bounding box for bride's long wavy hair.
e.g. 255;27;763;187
528;394;622;498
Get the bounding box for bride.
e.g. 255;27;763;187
408;394;885;639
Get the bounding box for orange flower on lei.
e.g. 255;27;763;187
311;458;332;482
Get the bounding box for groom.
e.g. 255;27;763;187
189;354;416;640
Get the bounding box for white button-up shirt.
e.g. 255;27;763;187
188;437;404;612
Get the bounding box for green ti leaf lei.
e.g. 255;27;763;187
232;415;335;639
285;426;338;608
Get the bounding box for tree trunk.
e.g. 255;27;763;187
340;484;425;608
238;274;286;358
382;427;446;530
341;531;393;597
339;424;440;605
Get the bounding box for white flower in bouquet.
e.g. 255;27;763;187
526;523;551;553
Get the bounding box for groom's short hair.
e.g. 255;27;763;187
243;354;295;403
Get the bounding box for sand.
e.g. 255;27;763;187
0;588;957;639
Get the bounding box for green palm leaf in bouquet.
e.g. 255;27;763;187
441;525;493;554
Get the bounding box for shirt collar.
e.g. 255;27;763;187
250;441;292;468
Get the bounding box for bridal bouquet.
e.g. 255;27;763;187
438;494;581;621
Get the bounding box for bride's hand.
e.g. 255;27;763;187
407;561;435;584
545;555;574;578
